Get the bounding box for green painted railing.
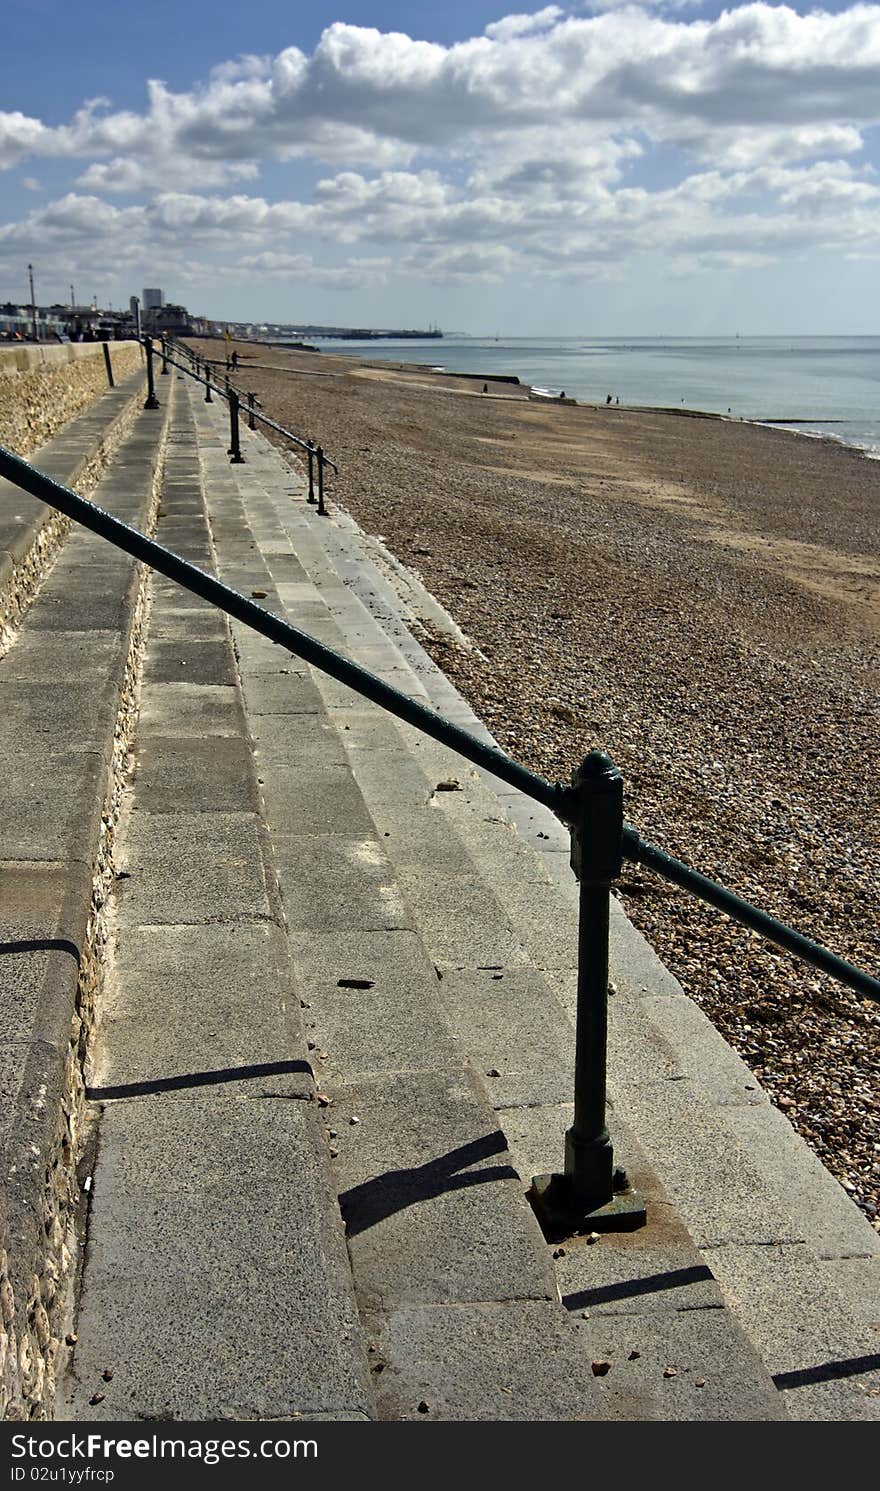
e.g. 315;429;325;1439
1;435;876;1239
146;335;337;512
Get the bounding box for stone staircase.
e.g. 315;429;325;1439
2;369;877;1422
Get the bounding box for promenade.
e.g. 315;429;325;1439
1;367;878;1421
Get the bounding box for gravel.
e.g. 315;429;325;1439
192;339;880;1227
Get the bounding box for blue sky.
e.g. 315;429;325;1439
2;2;880;334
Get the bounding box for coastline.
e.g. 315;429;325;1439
259;333;880;459
189;335;880;1224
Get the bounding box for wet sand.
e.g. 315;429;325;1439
190;337;880;1224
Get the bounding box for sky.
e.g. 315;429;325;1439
2;1;880;335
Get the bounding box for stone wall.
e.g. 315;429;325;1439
0;339;156;1417
0;343;143;457
0;586;156;1420
0;410;166;1420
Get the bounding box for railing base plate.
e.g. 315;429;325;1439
529;1172;647;1240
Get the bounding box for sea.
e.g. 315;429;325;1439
305;335;880;459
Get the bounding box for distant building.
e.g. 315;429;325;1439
142;288;164;311
146;302;194;335
0;301;68;341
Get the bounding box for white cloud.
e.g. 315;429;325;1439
147;191;314;237
209;53;272;84
76;157;260;192
3;8;880;305
467;127;643;199
580;0;703;11
686;122;865;169
6;7;880;171
484;7;564;40
402;243;518;281
0;111;55;170
238;251;391;287
0;193;143;244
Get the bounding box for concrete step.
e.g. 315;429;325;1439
293;434;880;1423
60;380;373;1423
180;385;800;1421
0;366;146;647
273;417;880;1423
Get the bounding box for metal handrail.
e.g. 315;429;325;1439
2;445;877;1020
162;336;339;472
1;442;876;1236
624;831;879;1002
144;336;338;512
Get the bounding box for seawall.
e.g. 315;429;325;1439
0;343;143;458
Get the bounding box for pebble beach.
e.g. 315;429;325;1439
190;337;880;1226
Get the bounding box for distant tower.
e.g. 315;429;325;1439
142;288;164;311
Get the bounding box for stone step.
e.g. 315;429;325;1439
0;366;146;646
60;380;373;1423
182;385;793;1421
293;425;880;1422
275;412;880;1422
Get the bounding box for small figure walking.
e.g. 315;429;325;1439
482;382;488;394
231;350;238;370
606;393;612;405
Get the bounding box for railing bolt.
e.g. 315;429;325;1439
143;338;160;410
530;750;646;1237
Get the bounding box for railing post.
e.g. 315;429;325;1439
228;389;244;464
160;336;169;374
307;442;316;504
205;366;213;403
531;750;646;1235
317;446;327;515
143;338;160;410
247;393;256;431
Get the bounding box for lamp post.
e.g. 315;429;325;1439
28;263;38;343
